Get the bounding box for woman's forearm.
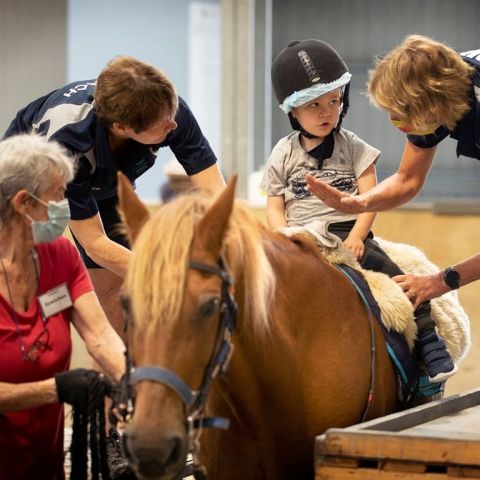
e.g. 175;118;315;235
0;378;58;413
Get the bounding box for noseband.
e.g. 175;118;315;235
124;257;237;475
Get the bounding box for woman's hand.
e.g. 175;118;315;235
305;174;367;214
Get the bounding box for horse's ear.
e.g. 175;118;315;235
117;172;150;244
195;175;237;256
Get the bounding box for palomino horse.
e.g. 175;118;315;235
117;173;397;480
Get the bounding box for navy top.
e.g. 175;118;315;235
3;80;217;220
407;50;480;161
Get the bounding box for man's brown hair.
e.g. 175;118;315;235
95;56;179;133
367;35;474;131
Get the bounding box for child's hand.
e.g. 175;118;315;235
343;235;365;260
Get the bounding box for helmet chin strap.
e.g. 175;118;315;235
288;114;319;139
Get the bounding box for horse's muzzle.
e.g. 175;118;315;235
122;429;187;480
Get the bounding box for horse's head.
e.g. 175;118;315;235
117;173;237;479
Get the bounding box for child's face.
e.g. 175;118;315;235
292;89;342;138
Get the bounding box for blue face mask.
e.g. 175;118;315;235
26;194;71;244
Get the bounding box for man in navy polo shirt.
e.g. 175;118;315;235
4;55;225;337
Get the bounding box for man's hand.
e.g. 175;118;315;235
305;173;368;214
393;271;447;308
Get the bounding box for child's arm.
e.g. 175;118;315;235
266;195;288;230
344;164;377;259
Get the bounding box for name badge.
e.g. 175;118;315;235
38;283;73;318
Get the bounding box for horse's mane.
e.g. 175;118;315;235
125;192;276;337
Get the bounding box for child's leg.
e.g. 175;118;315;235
361;239;456;383
414;301;456;383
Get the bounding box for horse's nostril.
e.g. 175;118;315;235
169;435;183;466
123;431;186;477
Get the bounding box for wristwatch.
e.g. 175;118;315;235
443;266;460;290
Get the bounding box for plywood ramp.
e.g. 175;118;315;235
316;388;480;479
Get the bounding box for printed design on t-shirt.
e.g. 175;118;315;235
288;167;357;199
316;168;357;192
289;176;311;199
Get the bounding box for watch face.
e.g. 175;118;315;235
444;267;460;289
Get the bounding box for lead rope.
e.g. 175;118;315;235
70;372;111;479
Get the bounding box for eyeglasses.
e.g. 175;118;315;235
23;326;51;362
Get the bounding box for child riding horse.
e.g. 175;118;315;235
117;174;397;480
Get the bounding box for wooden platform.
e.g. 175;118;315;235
315;388;480;479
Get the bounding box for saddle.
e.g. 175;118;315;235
282;230;471;403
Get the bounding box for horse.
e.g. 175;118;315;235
117;173;398;480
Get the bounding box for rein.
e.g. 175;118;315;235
125;257;237;477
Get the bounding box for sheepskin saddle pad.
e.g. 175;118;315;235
286;232;471;369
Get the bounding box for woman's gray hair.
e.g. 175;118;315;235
0;133;75;224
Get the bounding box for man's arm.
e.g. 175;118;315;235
395;252;480;307
69;213;130;277
190;163;226;194
306;141;437;213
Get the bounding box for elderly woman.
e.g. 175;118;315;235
0;133;125;479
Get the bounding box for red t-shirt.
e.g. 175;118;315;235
0;237;93;480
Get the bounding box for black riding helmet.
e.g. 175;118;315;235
271;39;351;137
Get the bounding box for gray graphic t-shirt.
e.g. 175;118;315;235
261;129;380;227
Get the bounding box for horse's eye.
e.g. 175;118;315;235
199;297;220;317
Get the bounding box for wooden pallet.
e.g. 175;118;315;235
315;388;480;479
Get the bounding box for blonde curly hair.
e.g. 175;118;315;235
367;34;474;131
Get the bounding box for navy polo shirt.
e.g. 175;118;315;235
407;50;480;161
3;80;217;220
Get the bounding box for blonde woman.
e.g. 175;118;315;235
306;35;480;305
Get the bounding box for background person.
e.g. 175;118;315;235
0;133;125;480
3;55;226;338
305;35;480;305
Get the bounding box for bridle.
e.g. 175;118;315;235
123;257;237;476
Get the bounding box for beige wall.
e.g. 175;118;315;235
72;207;480;396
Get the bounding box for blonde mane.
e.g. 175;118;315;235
125;193;276;338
